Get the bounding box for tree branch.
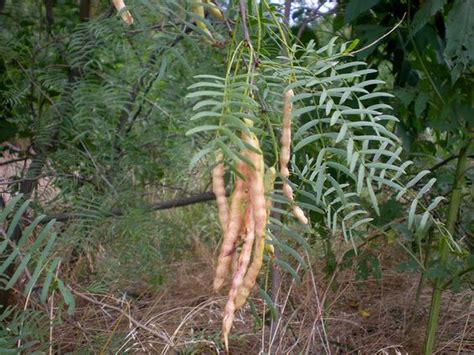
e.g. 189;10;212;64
284;0;292;26
429;154;474;172
296;3;326;40
0;157;29;167
41;190;229;223
43;0;54;27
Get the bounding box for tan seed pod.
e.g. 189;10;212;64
112;0;134;25
244;133;267;241
213;160;248;292
235;213;269;309
280;90;293;174
212;153;228;232
292;205;308;225
233;135;267;310
280;89;308;225
222;202;256;351
234;233;264;309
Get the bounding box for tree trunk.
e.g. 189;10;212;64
79;0;91;21
44;0;54;27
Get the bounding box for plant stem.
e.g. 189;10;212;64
422;141;471;354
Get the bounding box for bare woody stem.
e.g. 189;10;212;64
41;190;230;224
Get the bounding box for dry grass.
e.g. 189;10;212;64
52;242;473;354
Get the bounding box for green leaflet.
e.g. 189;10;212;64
0;196;73;313
186;37;446;266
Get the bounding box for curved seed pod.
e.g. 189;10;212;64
222;123;266;347
234;232;264;309
245;134;267;244
191;0;214;40
280;90;293;175
292;205;308;224
223;202;255;352
212;153;228;232
213;160;248;292
203;0;224;20
112;0;134;25
280;89;308;225
234;135;267;310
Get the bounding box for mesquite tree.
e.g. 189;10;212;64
0;0;471;353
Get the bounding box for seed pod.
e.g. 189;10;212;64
191;0;214;40
234;231;264;309
280;89;308;225
292;205;308;224
222;202;256;352
203;0;224;20
212;153;228;232
233;135;267;310
280;90;293;175
213;160;248;292
246;134;267;250
112;0;134;25
235;218;268;309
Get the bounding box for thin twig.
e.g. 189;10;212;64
350;13;406;55
0;157;29;167
430;154;474;172
296;2;326;39
238;0;259;66
41;189;230;223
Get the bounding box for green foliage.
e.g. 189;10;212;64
0;195;73;351
344;0;381;23
0;195;74;312
444;0;474;82
0;307;51;353
0;0;472;352
410;0;447;36
188;36;445;250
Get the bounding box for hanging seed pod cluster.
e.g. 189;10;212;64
212;91;308;351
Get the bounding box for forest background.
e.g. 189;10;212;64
0;0;472;353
